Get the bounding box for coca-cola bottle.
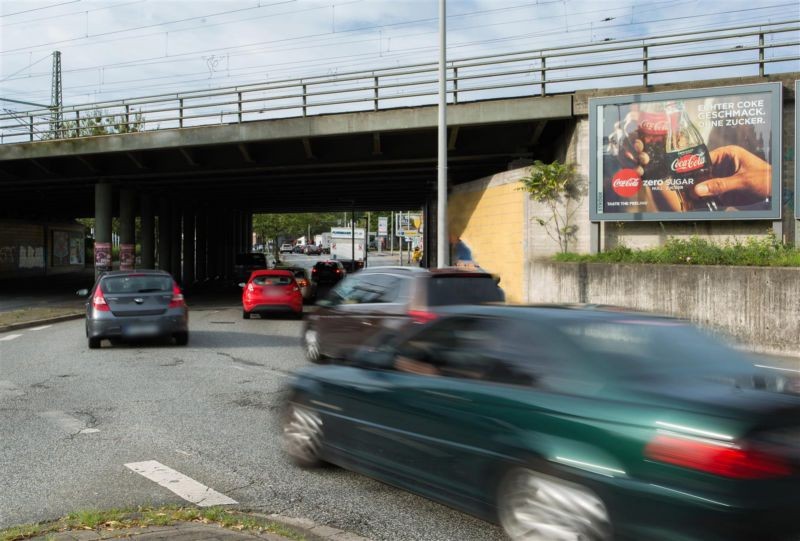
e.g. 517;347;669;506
636;102;669;183
664;100;718;212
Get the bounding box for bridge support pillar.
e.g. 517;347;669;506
182;210;195;287
94;183;113;278
196;210;207;282
140;194;155;269
245;212;253;252
170;205;181;279
119;188;136;271
157;198;171;271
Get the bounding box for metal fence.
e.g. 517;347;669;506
1;19;798;144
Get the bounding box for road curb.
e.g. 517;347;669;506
248;512;373;541
0;312;84;334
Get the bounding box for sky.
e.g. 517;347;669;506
0;0;798;114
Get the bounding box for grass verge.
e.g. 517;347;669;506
0;306;83;329
0;505;306;541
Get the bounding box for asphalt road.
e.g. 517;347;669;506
0;264;505;541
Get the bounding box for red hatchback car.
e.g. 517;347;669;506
240;270;303;319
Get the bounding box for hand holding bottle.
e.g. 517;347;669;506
693;146;772;208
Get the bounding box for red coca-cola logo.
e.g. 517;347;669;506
611;169;642;198
671;153;705;173
638;112;668;135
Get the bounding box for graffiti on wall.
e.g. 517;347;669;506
19;246;44;269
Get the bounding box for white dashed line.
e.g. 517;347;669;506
39;411;99;434
0;334;22;342
28;325;53;331
125;460;237;507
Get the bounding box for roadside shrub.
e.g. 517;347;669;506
554;235;800;267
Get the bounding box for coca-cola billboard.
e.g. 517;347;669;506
590;83;782;221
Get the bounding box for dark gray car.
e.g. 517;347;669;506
79;270;189;349
302;266;504;362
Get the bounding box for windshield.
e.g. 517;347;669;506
427;276;504;306
253;275;293;286
101;275;172;294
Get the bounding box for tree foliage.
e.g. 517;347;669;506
519;160;584;254
60;109;144;138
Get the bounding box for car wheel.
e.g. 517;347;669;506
282;397;324;467
174;332;189;346
498;467;611;541
88;337;101;349
242;310;251;320
304;328;323;363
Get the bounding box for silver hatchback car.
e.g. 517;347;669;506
78;270;189;349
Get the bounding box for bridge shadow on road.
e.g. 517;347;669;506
186;329;301;349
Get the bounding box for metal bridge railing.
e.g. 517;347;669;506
1;19;798;144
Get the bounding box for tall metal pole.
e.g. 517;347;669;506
390;211;394;255
437;0;448;268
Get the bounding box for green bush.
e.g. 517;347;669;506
554;235;800;267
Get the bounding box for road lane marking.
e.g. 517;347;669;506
29;325;53;331
0;334;22;341
125;460;237;507
39;411;99;434
0;380;24;398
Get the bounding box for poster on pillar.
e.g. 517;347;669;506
120;244;134;271
589;82;782;222
95;242;111;273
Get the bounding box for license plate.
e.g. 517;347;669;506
125;324;159;336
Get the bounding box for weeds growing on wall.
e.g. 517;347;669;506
555;235;800;266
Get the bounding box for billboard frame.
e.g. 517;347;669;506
589;82;783;222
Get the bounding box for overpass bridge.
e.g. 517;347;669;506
0;19;797;280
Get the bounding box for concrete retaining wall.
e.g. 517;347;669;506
530;260;800;355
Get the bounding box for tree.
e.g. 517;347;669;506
519;160;584;254
252;212;341;262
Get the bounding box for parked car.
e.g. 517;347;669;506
274;266;317;303
292;244;305;254
78;269;189;349
279;243;294;254
284;305;800;541
240;270;303;319
303;266;504;362
310;260;346;286
321;246;331;254
234;252;268;283
304;244;322;255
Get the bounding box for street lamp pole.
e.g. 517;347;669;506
437;0;448;268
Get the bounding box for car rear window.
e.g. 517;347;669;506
253;275;293;286
427;276;504;306
236;253;266;266
101;275;172;294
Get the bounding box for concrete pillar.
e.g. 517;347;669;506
182;210;195;287
245;212;252;252
157;198;171;271
119;188;136;271
196;209;207;282
94;183;113;278
233;210;242;254
427;193;440;268
170;205;181;279
223;210;233;279
140;194;155;269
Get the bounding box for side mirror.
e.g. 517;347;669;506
238;282;246;288
76;289;89;297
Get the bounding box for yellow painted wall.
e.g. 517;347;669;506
448;177;526;303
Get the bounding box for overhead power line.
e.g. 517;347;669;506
0;0;80;18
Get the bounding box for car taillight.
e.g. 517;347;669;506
645;433;791;479
92;288;110;312
168;283;185;308
335;269;341;274
297;279;308;287
292;286;300;292
247;283;255;293
312;268;317;274
408;310;438;324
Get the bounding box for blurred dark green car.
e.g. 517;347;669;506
282;305;800;541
